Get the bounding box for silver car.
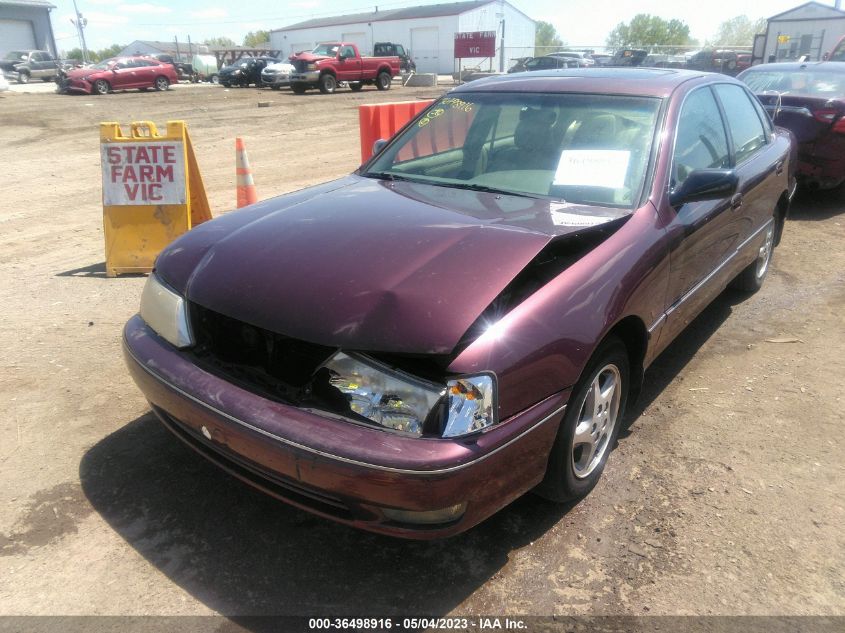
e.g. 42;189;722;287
261;61;296;90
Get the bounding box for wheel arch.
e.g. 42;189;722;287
774;191;790;246
602;315;648;407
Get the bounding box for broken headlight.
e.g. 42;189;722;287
321;352;443;436
320;352;498;438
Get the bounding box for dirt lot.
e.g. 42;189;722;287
0;81;843;620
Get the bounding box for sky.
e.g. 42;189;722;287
51;0;830;53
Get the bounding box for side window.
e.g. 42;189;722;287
714;84;767;164
340;46;355;58
749;92;774;135
673;87;730;186
396;46;405;56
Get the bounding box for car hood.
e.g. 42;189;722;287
156;176;627;354
289;52;333;63
264;62;294;72
0;60;21;71
66;67;104;78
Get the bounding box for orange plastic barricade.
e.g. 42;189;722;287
358;100;434;163
100;120;212;277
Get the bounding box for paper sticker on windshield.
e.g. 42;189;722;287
554;150;630;189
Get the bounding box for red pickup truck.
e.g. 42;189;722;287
289;42;400;94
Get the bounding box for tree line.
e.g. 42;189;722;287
535;14;768;54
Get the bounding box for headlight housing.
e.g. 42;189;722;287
306;63;317;71
320;352;497;438
139;274;193;348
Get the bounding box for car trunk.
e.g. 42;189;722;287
758;94;845;143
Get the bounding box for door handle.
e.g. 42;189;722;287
730;193;743;209
775;161;784;175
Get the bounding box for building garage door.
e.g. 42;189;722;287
410;27;439;73
0;19;36;57
341;31;367;51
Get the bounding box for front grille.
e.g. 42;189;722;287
154;406;354;520
188;303;337;406
292;59;308;73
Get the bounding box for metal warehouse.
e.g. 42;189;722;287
269;0;535;74
760;1;845;62
0;0;57;58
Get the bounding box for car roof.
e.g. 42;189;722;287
741;61;845;73
453;68;716;98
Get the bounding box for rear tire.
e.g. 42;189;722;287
535;337;630;503
376;71;391;90
319;73;337;94
731;213;777;293
210;74;219;84
93;79;110;95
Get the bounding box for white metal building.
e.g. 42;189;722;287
761;1;845;62
118;40;209;59
0;0;57;58
269;0;535;74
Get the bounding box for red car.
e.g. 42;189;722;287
59;56;177;95
124;69;794;538
740;62;845;189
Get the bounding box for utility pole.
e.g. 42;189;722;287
71;0;90;63
499;18;506;72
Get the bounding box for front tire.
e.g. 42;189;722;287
731;214;776;293
319;73;337;94
376;71;391;90
93;79;110;95
291;82;306;94
17;71;30;84
210;74;219;84
535;337;630;502
154;76;169;91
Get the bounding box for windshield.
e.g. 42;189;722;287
312;44;340;56
742;68;845;98
5;51;28;61
363;92;661;209
91;58;116;70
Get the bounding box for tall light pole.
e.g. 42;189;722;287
71;0;90;63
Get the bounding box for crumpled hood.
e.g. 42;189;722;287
288;52;332;63
156;176;625;354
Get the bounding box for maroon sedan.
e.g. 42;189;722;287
124;69;794;538
61;56;177;95
740;62;845;189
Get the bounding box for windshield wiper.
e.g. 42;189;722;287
434;181;541;198
361;171;418;182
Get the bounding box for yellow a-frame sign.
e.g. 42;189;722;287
100;120;212;277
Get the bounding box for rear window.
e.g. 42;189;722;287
741;69;845;98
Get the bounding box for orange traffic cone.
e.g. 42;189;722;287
236;137;258;208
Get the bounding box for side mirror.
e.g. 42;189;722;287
372;139;388;156
669;169;738;208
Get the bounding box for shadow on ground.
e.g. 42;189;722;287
79;284;744;618
789;187;844;221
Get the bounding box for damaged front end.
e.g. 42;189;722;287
180;214;625;439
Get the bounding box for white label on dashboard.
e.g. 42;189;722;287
554;150;630;189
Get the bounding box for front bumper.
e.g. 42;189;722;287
123;315;566;538
261;73;291;87
291;71;320;83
